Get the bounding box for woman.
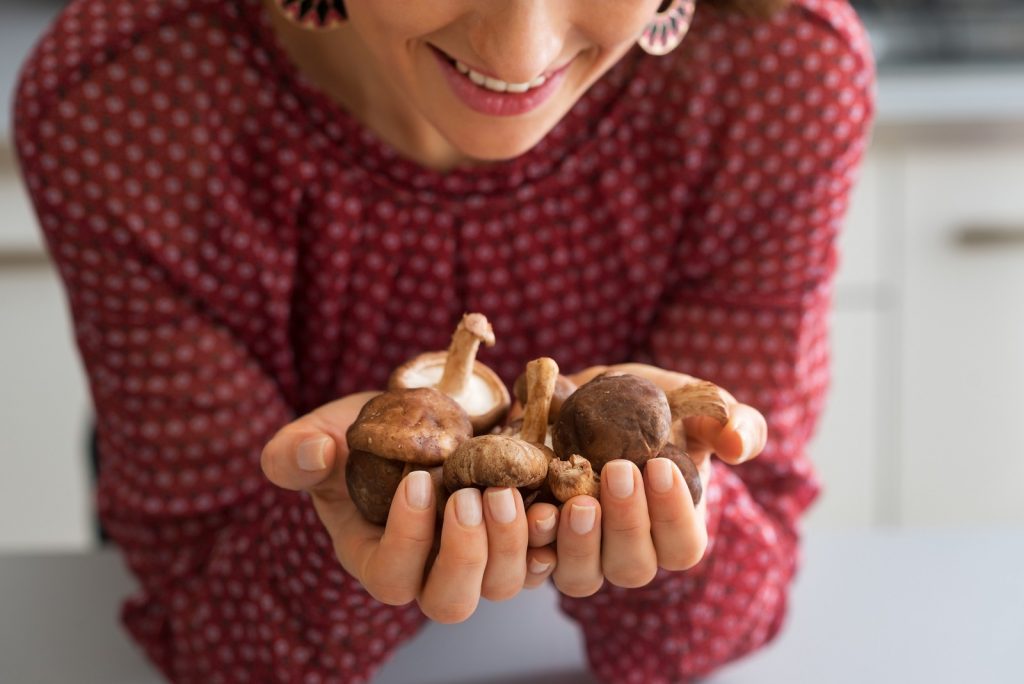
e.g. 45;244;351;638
14;0;873;681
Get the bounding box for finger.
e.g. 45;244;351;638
418;488;488;624
357;471;438;605
526;502;560;548
552;496;603;598
260;391;380;495
644;458;708;572
686;403;767;465
524;546;558;589
480;488;529;602
599;460;658;588
564;365;610;387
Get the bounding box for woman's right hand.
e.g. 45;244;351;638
261;392;555;623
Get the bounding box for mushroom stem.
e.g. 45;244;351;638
520;357;558;445
438;313;496;396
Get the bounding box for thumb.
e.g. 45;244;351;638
261;424;340;494
261;391;380;495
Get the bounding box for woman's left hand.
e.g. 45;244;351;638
521;363;768;595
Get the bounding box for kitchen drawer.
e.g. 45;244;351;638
834;151;891;293
0;143;45;253
0;264;93;551
899;143;1024;525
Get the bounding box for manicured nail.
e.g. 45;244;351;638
486;488;517;524
405;470;433;511
535;513;557;534
297;437;329;471
605;461;634;499
528;558;552;575
732;418;758;462
570;504;596;535
647;458;675;494
455;489;483;527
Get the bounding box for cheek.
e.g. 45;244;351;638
572;0;663;49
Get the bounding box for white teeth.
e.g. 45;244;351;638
484;76;508;92
453;59;546;94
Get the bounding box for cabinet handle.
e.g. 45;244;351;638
0;249;50;269
955;225;1024;248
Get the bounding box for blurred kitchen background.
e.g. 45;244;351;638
2;0;1024;552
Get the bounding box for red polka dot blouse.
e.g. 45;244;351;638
13;0;874;681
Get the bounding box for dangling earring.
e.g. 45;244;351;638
638;0;696;56
277;0;348;29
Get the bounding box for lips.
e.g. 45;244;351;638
429;45;572;117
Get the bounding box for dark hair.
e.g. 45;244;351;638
702;0;791;17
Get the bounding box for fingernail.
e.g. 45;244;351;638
732;418;757;462
297;437;329;471
535;513;557;534
405;470;433;511
605;461;634;500
455;489;483;527
647;458;675;494
486;488;517;524
570;504;596;535
528;558;552;575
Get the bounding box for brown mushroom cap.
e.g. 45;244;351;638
346;387;473;466
443;434;550;491
655;443;703;506
552;373;671;474
346;450;406;525
513;372;578;425
390;350;510;435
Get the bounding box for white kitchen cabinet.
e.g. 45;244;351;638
0;262;94;551
806;309;888;528
899;143;1024;525
0;138;95;552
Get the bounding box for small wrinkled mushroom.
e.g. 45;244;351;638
547;454;600;502
443;435;550;492
552;373;672;475
444;357;561;501
345;388;472;525
390;313;511;435
513;371;577;425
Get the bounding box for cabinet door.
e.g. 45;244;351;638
0;264;93;551
806;309;889;528
901;144;1024;525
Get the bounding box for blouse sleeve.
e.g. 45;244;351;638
557;3;875;681
12;42;424;684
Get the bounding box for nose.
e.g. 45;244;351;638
467;1;566;83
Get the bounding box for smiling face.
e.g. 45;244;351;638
268;0;664;168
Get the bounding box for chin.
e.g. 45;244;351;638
442;117;562;163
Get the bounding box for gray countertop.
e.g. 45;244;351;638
2;529;1022;683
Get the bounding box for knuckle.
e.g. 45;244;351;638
604;518;650;538
421;600;477;625
439;547;487;571
556;543;597;563
606;562;658;589
554;574;604;598
481;578;522;603
365;579;416;606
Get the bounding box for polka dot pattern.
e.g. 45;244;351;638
13;0;873;681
